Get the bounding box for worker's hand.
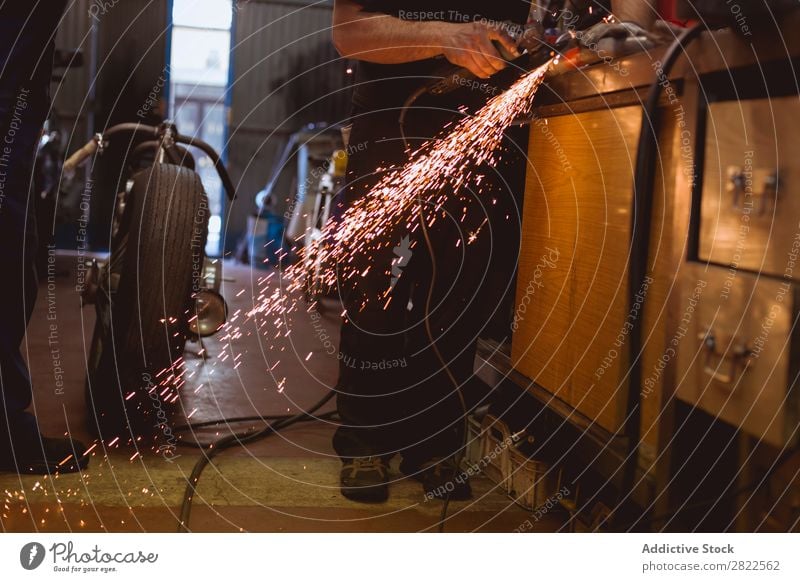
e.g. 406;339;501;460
519;21;545;53
440;21;520;79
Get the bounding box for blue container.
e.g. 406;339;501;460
248;213;286;268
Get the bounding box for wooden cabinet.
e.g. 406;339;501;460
496;22;800;528
511;104;676;446
676;264;800;447
699;97;800;280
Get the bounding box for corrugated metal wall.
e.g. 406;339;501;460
86;0;170;246
54;0;96;151
52;0;350;251
94;0;169;127
53;0;170;150
225;0;352;251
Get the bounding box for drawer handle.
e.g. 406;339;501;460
728;166;779;217
699;331;753;385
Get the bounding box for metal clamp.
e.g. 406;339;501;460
727;165;779;216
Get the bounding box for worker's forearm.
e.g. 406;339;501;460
332;0;520;78
332;1;450;64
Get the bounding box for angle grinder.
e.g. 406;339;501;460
424;27;570;97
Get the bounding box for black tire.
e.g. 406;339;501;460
86;163;209;438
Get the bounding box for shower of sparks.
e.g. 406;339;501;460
244;60;552;330
61;60;553;472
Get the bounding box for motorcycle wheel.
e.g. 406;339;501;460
86;163;209;439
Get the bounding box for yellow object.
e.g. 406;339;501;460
330;150;348;177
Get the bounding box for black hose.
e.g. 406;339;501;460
418;186;469;534
96;123;235;200
173;410;338;435
178;134;237;201
176;389;336;532
399;111;469;534
620;23;705;514
104;122;159;138
130;140;160;162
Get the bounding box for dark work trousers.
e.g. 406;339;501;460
332;96;525;471
0;2;66;455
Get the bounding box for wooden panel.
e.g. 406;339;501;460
511;126;576;403
567;108;640;433
513;105;674;445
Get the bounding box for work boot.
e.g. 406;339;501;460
340;456;389;503
0;435;90;474
414;457;472;501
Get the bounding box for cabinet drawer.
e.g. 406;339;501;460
676;264;800;446
698;97;800;279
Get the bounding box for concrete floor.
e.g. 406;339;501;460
0;255;562;532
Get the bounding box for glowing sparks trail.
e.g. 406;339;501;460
27;65;554;490
245;61;552;328
83;62;552;461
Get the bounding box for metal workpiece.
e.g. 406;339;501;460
532;15;800;112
